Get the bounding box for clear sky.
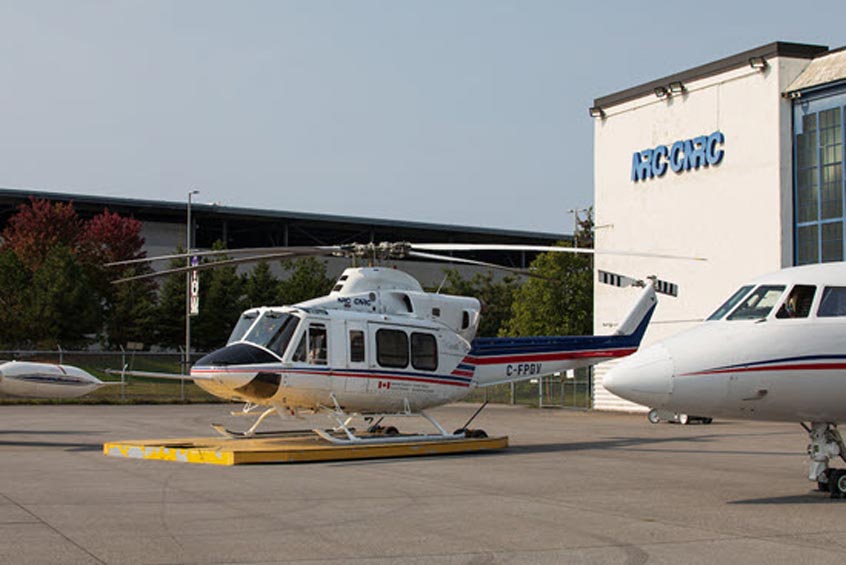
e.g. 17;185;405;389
0;1;843;234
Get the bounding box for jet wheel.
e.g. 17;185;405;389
830;470;846;498
647;409;660;424
678;414;689;425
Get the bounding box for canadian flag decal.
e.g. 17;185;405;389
378;381;391;390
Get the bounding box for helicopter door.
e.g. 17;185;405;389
344;321;369;393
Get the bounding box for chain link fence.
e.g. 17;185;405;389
464;367;592;409
0;349;593;408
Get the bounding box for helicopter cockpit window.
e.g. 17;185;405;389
411;332;437;371
307;325;328;365
775;285;816;319
244;312;300;356
707;285;754;320
818;287;846;317
227;313;258;344
377;329;409;368
726;285;786;320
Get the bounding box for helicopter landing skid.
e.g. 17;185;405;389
315;407;474;446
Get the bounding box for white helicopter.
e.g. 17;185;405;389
604;262;846;497
112;242;688;444
0;360;109;399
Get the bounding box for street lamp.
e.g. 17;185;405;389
185;189;200;397
567;207;589;247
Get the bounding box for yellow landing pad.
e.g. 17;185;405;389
103;433;508;466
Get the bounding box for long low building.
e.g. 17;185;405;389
0;187;569;286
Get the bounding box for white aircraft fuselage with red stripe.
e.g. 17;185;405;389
604;263;846;423
190;267;657;415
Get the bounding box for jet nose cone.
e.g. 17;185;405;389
604;343;674;408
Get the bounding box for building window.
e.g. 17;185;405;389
794;94;846;265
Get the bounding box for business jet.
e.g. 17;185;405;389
603;262;846;496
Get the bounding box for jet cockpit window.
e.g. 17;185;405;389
227;312;258;344
818;287;846;317
726;285;786;320
244;312;300;356
775;285;816;319
707;285;754;320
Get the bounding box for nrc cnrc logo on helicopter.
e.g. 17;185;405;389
631;131;725;182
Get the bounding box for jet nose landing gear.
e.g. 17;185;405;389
805;422;846;498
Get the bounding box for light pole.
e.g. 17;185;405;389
185;189;200;398
567;207;588;247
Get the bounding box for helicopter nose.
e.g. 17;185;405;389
603;343;674;407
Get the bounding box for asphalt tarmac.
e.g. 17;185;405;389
1;403;843;564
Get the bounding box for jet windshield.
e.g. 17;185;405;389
243;312;301;356
726;285;786;320
707;285;754;320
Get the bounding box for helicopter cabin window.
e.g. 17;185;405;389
461;311;471;330
818;287;846;317
307;325;328;365
376;329;409;368
349;330;365;363
726;285;786;320
292;334;307;362
411;332;437;371
775;285;816;319
707;285;754;320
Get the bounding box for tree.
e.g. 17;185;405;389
277;257;334;305
26;246;101;347
0;250;32;347
2;197;82;271
244;261;280;308
500;244;593;337
154;251;188;348
438;269;520;338
193;241;245;350
82;209;157;349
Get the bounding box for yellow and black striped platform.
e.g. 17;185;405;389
103;432;508;465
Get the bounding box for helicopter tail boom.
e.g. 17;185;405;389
466;285;657;388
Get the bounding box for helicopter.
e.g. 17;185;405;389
603;262;846;497
111;242;690;444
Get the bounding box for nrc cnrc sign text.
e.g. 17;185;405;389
631;131;725;182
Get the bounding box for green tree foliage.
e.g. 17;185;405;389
500;244;593;337
244;261;280;308
193;241;246;351
0;250;32;347
27;246;101;347
154;251;188;348
438;269;520;338
277;257;334;305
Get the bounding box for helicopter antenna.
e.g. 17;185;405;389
435;273;449;294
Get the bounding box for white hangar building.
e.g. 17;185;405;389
590;41;846;411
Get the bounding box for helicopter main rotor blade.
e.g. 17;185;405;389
106;246;338;267
410;243;707;262
407;250;552;280
112;249;333;284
